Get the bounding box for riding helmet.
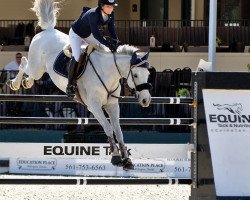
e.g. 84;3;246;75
98;0;118;6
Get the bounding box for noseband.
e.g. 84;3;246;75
128;60;153;92
113;53;152;94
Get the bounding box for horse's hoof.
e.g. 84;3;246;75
22;79;27;89
22;79;31;89
6;80;20;91
122;158;134;171
111;154;122;166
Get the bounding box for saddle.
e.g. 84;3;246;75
63;43;95;79
63;44;95;105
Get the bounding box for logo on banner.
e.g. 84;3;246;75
133;159;165;173
208;103;250;132
214;103;242;116
16;158;57;170
43;145;131;157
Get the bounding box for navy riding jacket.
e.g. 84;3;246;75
72;7;118;49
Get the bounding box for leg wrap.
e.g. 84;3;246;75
108;137;119;154
119;143;129;159
108;137;122;166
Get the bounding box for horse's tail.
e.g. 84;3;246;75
31;0;60;30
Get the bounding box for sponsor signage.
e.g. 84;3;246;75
9;157;190;178
0;143;192;178
15;158;57;171
0;143;192;158
203;89;250;196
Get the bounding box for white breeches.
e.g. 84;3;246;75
69;28;100;62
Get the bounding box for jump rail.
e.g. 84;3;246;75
0;178;192;185
0;117;194;125
0;94;194;105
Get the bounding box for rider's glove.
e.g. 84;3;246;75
109;43;118;53
116;41;122;46
109;41;122;52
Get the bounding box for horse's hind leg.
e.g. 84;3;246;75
87;102;122;166
104;103;134;170
7;57;27;91
22;53;45;89
22;59;34;89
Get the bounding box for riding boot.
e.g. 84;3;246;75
66;57;78;98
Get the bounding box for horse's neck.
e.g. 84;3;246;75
93;51;131;79
115;55;131;79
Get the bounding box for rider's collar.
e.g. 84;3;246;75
98;7;112;23
101;12;109;22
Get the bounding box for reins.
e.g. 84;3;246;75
88;51;120;99
88;50;152;100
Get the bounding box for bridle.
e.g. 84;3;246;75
113;53;152;96
88;50;152;99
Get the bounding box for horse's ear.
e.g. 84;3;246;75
131;52;137;64
141;50;150;60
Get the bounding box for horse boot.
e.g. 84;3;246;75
66;57;78;98
119;143;134;170
108;137;122;166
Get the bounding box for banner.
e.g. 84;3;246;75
0;143;193;178
203;89;250;196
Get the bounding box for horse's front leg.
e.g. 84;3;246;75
107;137;122;166
104;103;134;170
87;102;122;166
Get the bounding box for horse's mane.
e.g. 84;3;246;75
95;44;139;55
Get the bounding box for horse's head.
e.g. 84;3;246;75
127;51;152;107
95;44;152;107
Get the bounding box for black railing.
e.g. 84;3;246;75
1;19;250;46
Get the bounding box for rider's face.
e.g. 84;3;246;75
102;5;114;15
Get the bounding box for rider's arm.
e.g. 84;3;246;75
108;12;118;41
88;14;112;48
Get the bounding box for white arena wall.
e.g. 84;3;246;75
0;51;249;72
148;52;250;72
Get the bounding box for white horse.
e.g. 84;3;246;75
9;0;152;170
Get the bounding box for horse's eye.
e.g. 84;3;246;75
133;74;138;78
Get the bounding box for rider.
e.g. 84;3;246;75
66;0;120;98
